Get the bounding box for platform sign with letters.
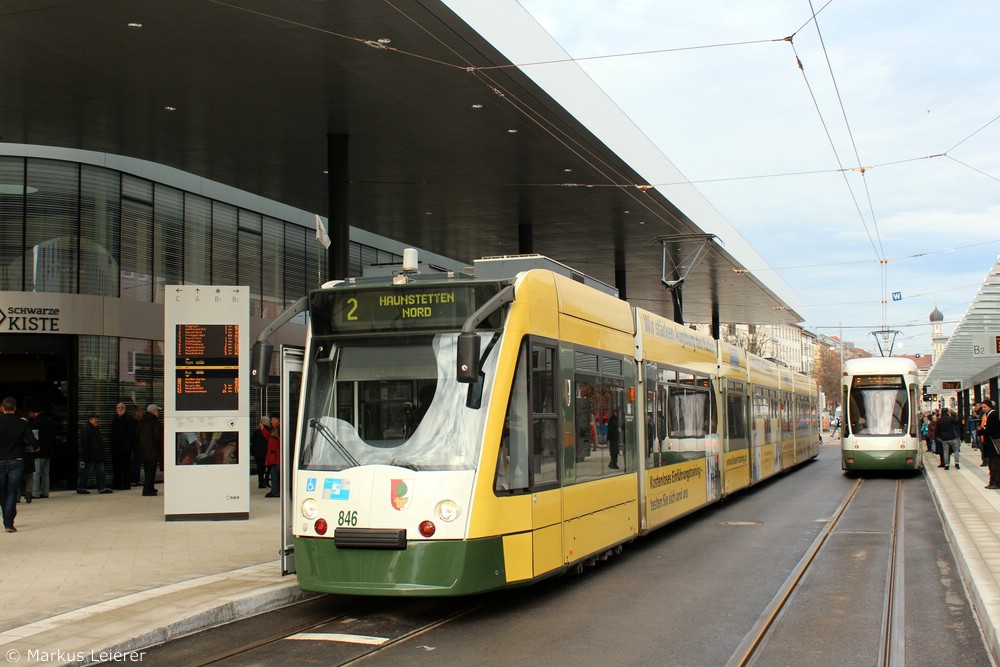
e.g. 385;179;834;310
972;334;1000;357
164;286;250;520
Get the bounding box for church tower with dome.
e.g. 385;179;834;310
930;305;946;363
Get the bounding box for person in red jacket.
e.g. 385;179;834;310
264;416;281;498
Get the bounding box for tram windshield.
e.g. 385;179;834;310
847;374;908;436
299;332;498;472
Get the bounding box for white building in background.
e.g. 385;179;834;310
690;322;812;375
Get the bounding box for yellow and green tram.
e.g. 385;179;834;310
291;256;819;596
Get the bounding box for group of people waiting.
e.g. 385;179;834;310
251;415;281;498
973;398;1000;489
76;402;164;497
920;398;1000;485
920;406;964;469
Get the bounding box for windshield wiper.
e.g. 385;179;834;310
307;418;361;468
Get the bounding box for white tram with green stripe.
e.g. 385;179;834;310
840;357;922;472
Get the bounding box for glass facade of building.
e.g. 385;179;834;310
0;151;406;489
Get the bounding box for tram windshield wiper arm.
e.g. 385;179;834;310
309;418;361;468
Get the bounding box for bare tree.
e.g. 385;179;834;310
814;345;842;409
726;325;775;359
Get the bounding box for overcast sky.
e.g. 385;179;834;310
515;0;999;355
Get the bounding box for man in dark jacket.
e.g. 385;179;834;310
936;407;960;470
1;396;37;532
984;399;1000;489
77;413;113;495
136;404;163;496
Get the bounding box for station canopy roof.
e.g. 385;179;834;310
0;0;804;326
925;257;1000;392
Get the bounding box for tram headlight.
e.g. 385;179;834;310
301;498;319;520
435;499;460;523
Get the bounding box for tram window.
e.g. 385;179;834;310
656;386;667;445
532;346;555;414
668;386;709;439
780;392;793;440
726;390;748;451
574;373;602;479
848;376;908;436
496;345;530;493
533;418;558;485
301;335;486;472
572;348;626;481
531;344;558;486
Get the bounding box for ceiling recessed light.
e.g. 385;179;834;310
563;168;572;172
164;106;177;111
377;37;391;45
507;129;518;133
471;104;483;109
127;22;142;29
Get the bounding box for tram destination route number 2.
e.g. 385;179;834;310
175;323;239;411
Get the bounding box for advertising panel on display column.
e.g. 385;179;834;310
164;286;250;520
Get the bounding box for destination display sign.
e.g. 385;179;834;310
311;284;502;335
175;324;240;411
852;374;903;388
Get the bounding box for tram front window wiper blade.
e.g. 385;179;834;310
308;418;361;468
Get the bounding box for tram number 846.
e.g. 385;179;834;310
338;511;359;527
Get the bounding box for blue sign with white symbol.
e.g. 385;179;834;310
323;478;351;501
891;292;901;301
305;478;317;493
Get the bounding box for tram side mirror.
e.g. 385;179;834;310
457;332;480;383
250;341;274;388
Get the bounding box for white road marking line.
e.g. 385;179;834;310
287;632;389;645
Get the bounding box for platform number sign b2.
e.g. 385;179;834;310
972;334;1000;357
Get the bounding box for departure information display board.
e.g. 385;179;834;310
175;324;240;411
310;283;502;335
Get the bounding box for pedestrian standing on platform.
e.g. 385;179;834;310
936;408;961;470
136;404;163;497
983;399;1000;489
927;412;932;468
77;413;113;495
251;415;271;489
29;405;54;499
1;397;36;532
264;416;281;498
980;402;990;467
20;407;37;504
128;406;143;486
110;402;131;490
920;413;931;451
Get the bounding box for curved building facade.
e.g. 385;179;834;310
0;144;457;490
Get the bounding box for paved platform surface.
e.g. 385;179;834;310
2;438;1000;666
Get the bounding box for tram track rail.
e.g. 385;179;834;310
182;595;492;667
725;477;906;667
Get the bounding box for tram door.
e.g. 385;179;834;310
279;345;303;576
